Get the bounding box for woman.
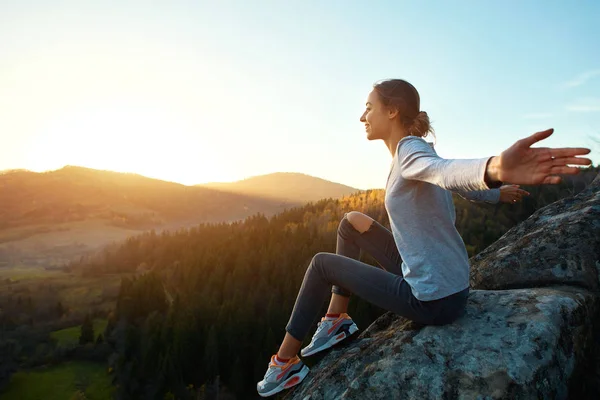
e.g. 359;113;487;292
257;79;590;397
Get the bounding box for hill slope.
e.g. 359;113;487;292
0;166;359;265
198;172;359;203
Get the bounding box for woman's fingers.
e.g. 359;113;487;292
518;128;590;158
550;166;582;175
542;176;562;184
548;148;592;159
504;187;529;204
520;128;554;147
498;129;591;185
507;187;529;196
551;156;592;166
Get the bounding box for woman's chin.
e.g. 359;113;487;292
366;132;378;141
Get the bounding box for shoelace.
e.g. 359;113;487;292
263;363;281;381
314;319;332;336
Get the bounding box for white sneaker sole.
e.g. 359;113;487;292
258;365;310;397
301;323;359;357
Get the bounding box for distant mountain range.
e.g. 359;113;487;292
198;172;359;203
0;166;359;265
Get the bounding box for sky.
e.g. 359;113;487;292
1;0;599;190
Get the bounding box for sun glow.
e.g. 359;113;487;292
23;99;231;185
2;33;246;186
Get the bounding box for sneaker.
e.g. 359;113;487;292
256;355;309;397
300;313;359;357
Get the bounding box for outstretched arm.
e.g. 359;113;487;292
397;137;500;192
454;188;500;204
398;129;591;190
455;185;531;204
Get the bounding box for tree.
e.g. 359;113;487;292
95;334;104;345
70;390;87;400
229;356;245;398
56;301;65;318
203;325;219;383
79;314;94;345
0;340;18;391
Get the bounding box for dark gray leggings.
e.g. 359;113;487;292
285;213;469;341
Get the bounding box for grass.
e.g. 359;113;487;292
1;361;114;400
0;267;122;316
50;319;109;347
0;265;64;282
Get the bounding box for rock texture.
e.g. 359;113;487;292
285;288;597;400
284;173;600;400
470;173;600;292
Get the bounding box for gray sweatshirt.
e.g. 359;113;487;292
385;136;497;301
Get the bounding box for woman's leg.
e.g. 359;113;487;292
284;252;427;345
336;211;402;273
329;211;402;314
278;212;403;358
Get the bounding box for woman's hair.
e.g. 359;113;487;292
373;79;435;140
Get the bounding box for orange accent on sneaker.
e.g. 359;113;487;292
284;376;301;388
336;333;345;340
328;316;349;335
275;355;290;364
275;356;301;380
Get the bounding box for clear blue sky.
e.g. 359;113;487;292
1;0;598;189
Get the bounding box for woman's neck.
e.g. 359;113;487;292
384;126;410;157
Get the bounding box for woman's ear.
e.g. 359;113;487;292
387;107;399;120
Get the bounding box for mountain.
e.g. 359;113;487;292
0;166;359;265
198;172;360;203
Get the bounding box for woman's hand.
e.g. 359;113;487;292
499;184;530;204
486;129;592;185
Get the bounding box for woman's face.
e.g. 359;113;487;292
360;89;393;141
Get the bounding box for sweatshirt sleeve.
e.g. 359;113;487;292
397;136;493;192
454;188;501;204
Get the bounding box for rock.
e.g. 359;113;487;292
284;287;598;400
469;173;600;291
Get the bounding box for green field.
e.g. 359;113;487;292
1;362;114;400
0;265;64;282
0;266;122;320
51;319;109;347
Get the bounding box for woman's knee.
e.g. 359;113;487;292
345;211;374;234
309;252;340;275
311;252;331;268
